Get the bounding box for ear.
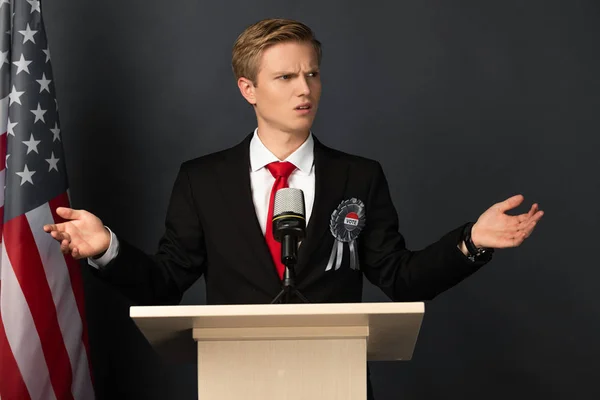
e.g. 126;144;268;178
237;77;257;105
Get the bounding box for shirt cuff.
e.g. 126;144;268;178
87;226;119;269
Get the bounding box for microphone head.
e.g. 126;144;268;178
273;188;305;218
272;188;306;243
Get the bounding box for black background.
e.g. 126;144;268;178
42;0;599;398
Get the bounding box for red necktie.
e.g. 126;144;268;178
265;161;297;279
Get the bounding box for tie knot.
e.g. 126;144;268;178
266;161;296;179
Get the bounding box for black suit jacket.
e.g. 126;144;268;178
95;133;488;305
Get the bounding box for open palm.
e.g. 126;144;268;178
43;208;111;259
471;195;544;249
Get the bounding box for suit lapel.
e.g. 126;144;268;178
296;137;348;276
216;134;281;285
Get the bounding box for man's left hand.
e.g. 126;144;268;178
470;194;544;249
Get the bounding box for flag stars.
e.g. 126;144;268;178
0;50;8;67
36;73;51;93
30;103;47;123
42;48;50;63
16;164;36;185
27;0;41;14
22;133;41;154
18;23;38;44
9;85;25;105
50;123;61;142
13;54;32;75
7;119;18;136
46;152;60;172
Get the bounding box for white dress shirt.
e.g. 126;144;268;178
89;129;316;269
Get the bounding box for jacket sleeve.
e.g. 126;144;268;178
91;162;207;305
359;162;489;301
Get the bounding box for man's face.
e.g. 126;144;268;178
245;41;321;135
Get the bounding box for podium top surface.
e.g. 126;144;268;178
131;302;423;318
130;302;424;361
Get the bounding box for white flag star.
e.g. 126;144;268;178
22;133;41;154
0;50;8;67
0;0;10;8
42;47;50;63
8;85;25;105
18;23;38;44
13;54;32;75
26;0;40;13
36;73;51;93
46;152;60;172
16;165;36;185
50;123;61;142
30;103;47;123
7;119;17;136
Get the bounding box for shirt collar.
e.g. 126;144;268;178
249;128;314;174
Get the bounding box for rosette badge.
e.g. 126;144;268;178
326;198;366;272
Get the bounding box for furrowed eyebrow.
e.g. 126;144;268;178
271;68;319;77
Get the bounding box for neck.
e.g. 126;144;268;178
256;126;310;160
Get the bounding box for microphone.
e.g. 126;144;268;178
272;187;306;266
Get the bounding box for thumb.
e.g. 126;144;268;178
497;194;524;213
56;207;83;221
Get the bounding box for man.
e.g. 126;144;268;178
44;18;543;399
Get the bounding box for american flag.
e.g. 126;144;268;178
0;1;95;399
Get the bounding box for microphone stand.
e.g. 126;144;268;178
271;236;310;304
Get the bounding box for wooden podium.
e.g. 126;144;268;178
130;302;424;400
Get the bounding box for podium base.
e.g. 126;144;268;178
195;326;368;400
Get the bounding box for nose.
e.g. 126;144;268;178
297;76;311;96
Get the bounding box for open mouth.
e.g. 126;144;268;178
295;104;312;111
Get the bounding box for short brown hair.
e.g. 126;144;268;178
232;18;322;83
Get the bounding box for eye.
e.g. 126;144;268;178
308;72;319;78
279;74;291;80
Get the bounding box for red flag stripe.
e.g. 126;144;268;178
0;282;32;400
49;193;95;386
27;201;94;399
0;242;54;399
3;215;74;400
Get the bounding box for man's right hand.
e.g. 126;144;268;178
43;207;111;260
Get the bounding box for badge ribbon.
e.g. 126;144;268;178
325;198;366;271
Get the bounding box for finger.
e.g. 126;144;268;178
44;222;65;233
72;247;81;260
528;203;538;217
524;222;536;239
516;204;537;222
516;209;544;229
497;194;525;213
511;217;538;242
50;230;71;243
56;207;84;221
60;239;71;254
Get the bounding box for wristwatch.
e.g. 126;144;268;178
462;222;494;262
